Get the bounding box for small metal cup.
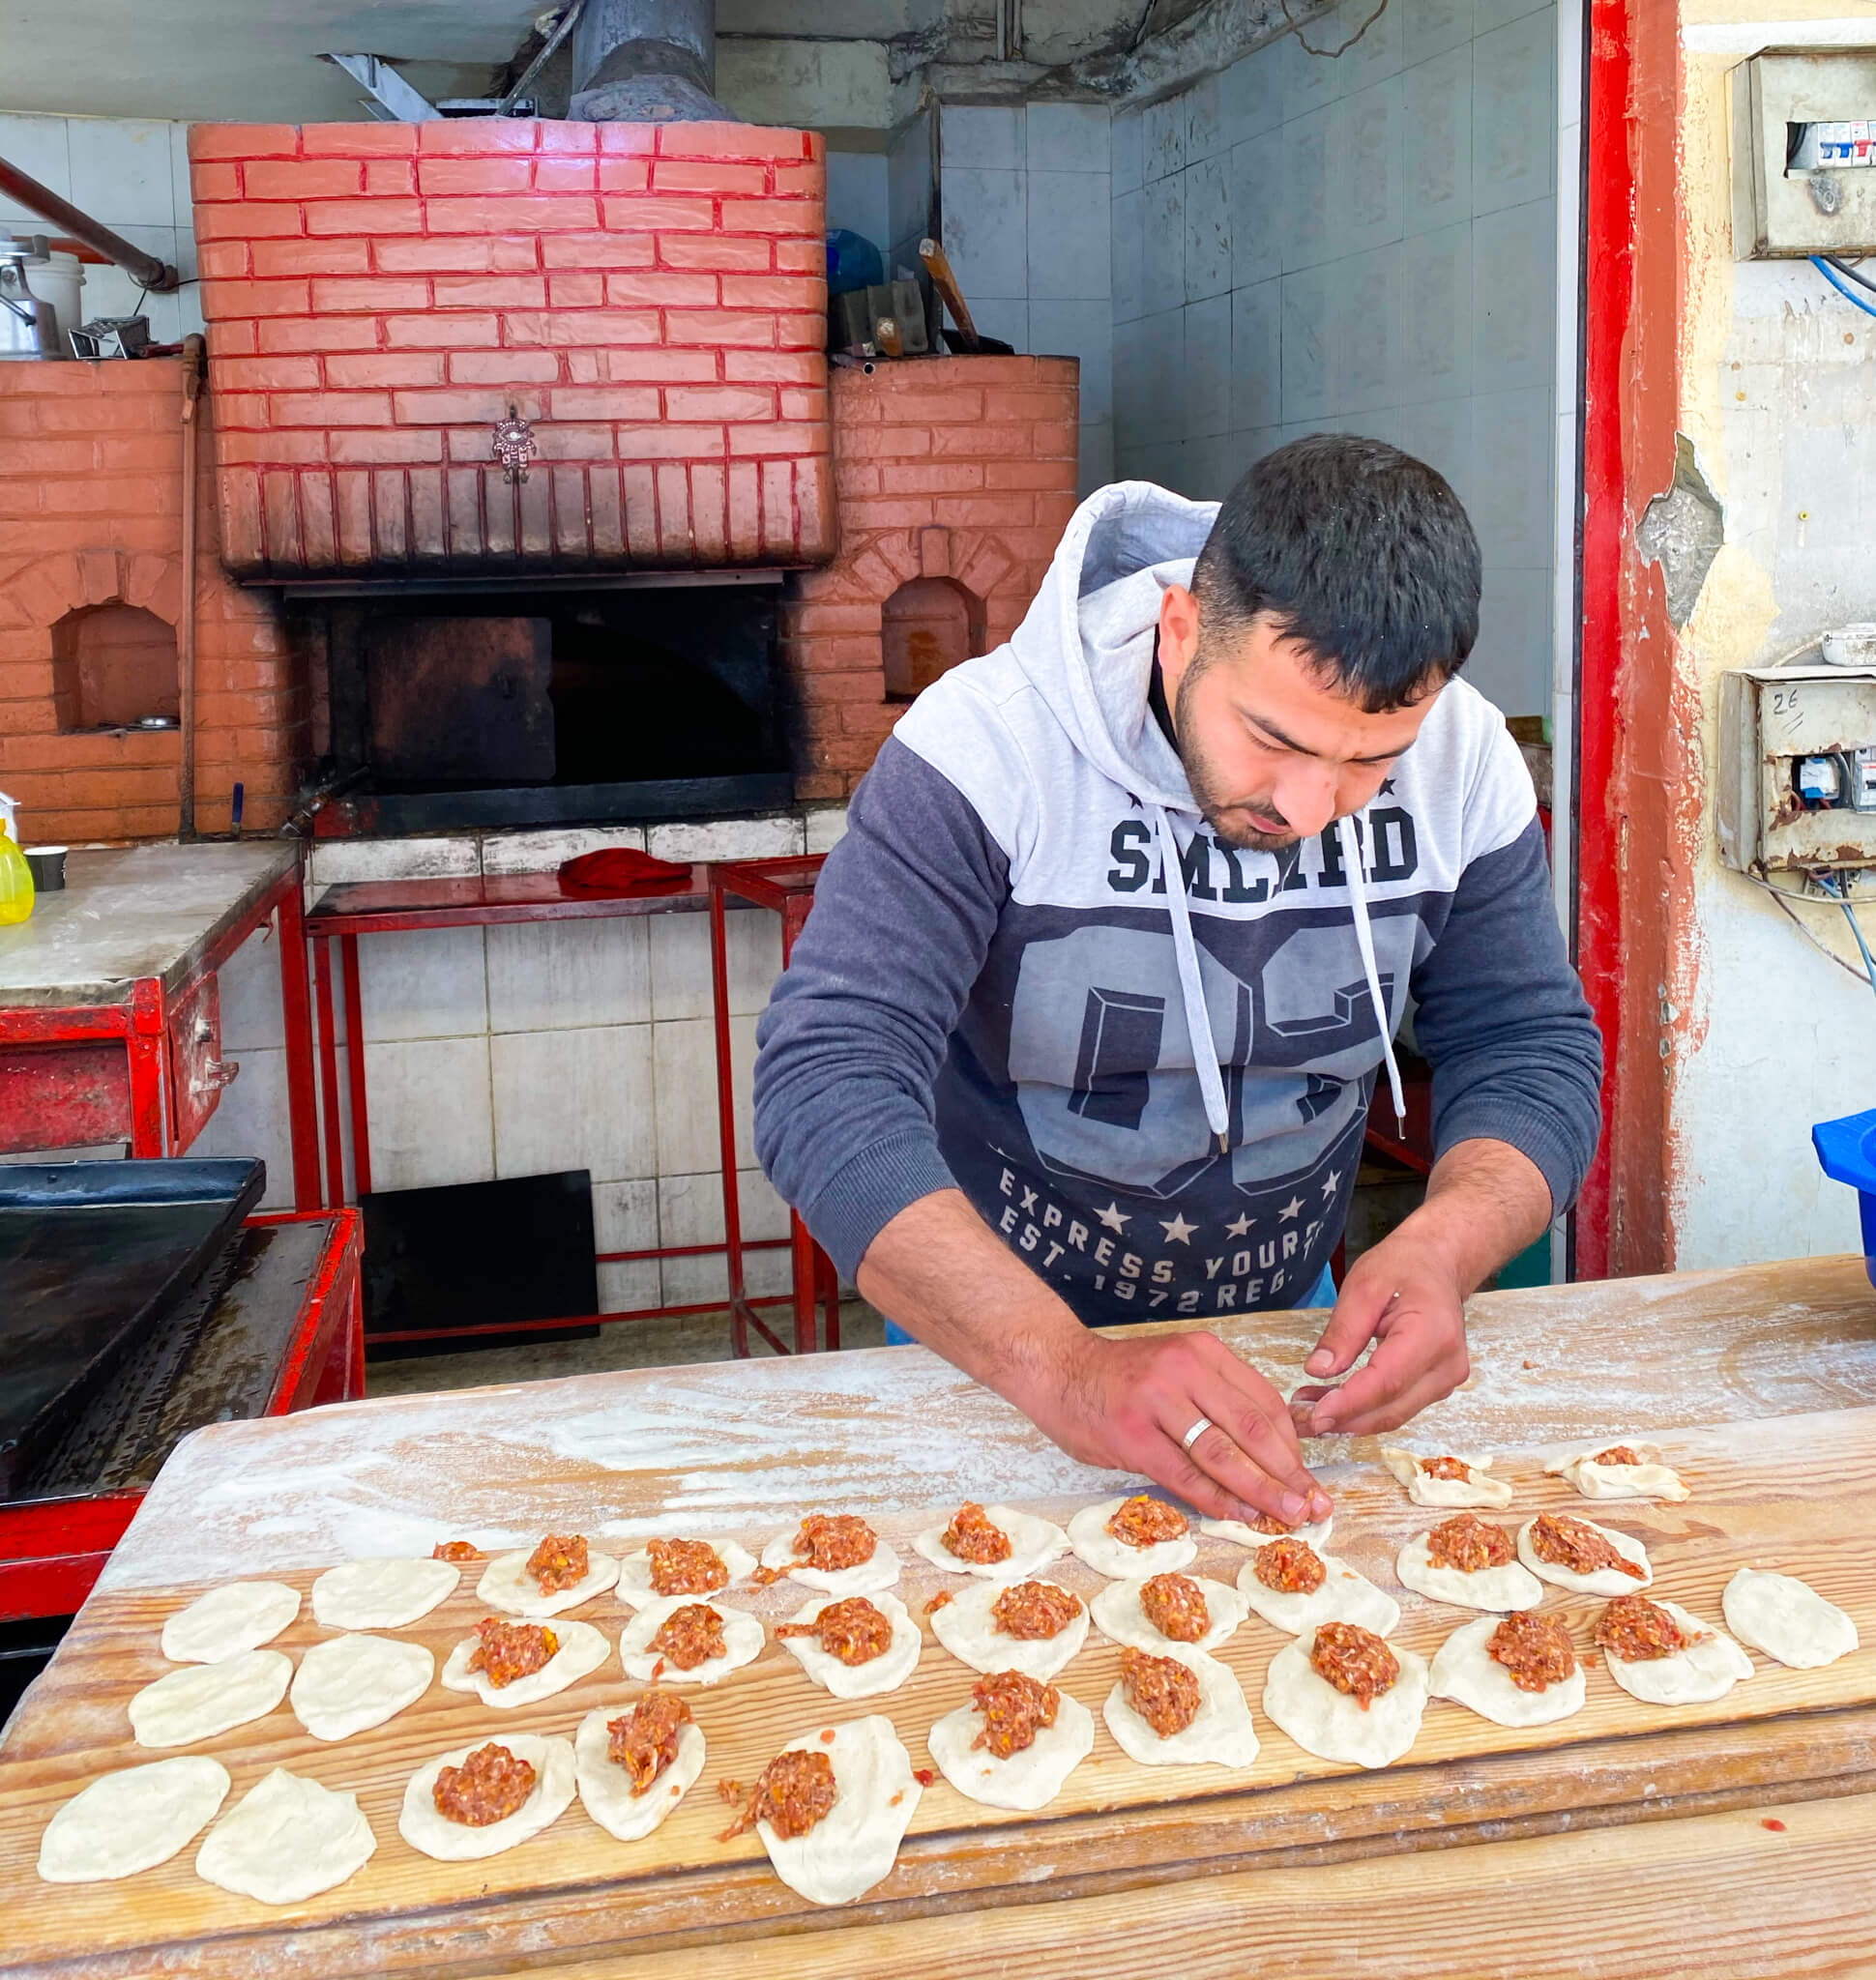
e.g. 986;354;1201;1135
25;845;66;891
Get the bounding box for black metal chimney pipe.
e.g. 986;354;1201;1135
570;0;732;121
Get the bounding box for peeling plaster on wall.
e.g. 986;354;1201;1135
1637;433;1726;628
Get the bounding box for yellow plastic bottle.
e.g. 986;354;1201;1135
0;792;34;925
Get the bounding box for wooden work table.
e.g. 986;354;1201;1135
5;1255;1876;1977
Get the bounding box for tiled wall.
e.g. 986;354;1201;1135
938;102;1113;498
1111;0;1559;716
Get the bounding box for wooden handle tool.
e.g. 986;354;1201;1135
919;237;980;351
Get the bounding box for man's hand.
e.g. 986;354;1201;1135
1290;1136;1553;1438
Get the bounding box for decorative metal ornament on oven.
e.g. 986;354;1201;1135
491;405;537;484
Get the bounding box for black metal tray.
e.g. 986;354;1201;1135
0;1158;265;1500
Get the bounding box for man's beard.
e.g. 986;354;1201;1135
1172;659;1300;852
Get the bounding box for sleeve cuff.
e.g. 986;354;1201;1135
1433;1098;1590;1221
798;1128;960;1283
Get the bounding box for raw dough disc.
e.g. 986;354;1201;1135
310;1557;458;1630
751;1716;921;1907
1544;1443;1690;1502
1102;1649;1260;1768
476;1547;619;1618
619;1595;765;1685
1721;1567;1860;1670
777;1591;922;1699
194;1767;375;1904
1199;1512;1333;1552
573;1705;706;1843
1394;1533;1545;1614
927;1687;1096;1809
912;1506;1069;1581
130;1648;292;1749
38;1758;229;1882
291;1633;434;1740
928;1578;1090;1680
614;1540;757;1610
1263;1628;1430;1768
1235;1549;1400;1637
758;1530;902;1597
160;1582;301;1664
1381;1447;1513;1509
1428;1616;1587;1728
1515;1515;1653;1596
1091;1574;1249;1655
1602;1600;1754;1705
1066;1498;1198;1579
398;1733;575;1862
441;1617;609;1707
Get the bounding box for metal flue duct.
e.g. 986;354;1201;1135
569;0;731;120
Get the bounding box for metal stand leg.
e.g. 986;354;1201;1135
710;875;752;1358
311;937;346;1207
338;933;371;1199
275;876;323;1210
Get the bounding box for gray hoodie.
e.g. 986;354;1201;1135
754;481;1602;1325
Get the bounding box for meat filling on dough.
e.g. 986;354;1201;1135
1425;1513;1515;1573
1310;1621;1399;1710
1420;1456;1472;1481
1530;1513;1645;1582
971;1671;1061;1758
1140;1573;1211;1643
941;1503;1013;1566
991;1581;1083;1641
607;1692;692;1796
1253;1536;1327;1595
525;1533;590;1595
1119;1647;1203;1736
433;1540;479;1562
649;1602;728;1672
1106;1496;1189;1548
1592;1444;1643;1466
648;1538;730;1596
776;1596;894;1667
468;1618;559;1689
1596;1594;1701;1662
792;1514;877;1572
434;1742;536;1826
720;1749;837;1841
1486;1612;1578;1692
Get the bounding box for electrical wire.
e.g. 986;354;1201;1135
1817;872;1876;1014
1744;867;1876;991
1823;253;1876;299
1813;255;1876;321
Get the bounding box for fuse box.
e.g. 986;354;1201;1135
1731;48;1876;257
1718;665;1876;872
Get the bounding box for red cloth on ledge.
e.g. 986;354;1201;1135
557;848;693;897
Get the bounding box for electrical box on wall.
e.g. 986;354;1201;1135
1731;48;1876;258
1719;664;1876;872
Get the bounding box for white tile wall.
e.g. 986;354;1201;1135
826;150;892;251
492;1023;656;1182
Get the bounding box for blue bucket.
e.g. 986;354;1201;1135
1812;1108;1876;1290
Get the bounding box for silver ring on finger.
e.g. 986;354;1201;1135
1180;1414;1214;1451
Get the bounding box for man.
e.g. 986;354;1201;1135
753;437;1602;1528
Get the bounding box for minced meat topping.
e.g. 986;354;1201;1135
1530;1512;1646;1581
792;1513;877;1572
649;1602;727;1670
432;1539;479;1562
1424;1512;1516;1574
719;1749;837;1842
1420;1455;1473;1481
1309;1621;1399;1709
971;1670;1061;1759
467;1616;559;1689
1140;1572;1211;1643
1596;1594;1700;1662
941;1502;1013;1565
525;1531;590;1594
1591;1444;1643;1467
924;1589;954;1616
607;1691;692;1796
776;1595;894;1666
648;1537;729;1596
433;1741;536;1826
1254;1536;1327;1595
1106;1496;1189;1548
1487;1612;1578;1693
1119;1646;1202;1737
1242;1510;1299;1536
991;1581;1083;1641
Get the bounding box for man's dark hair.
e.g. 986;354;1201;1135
1191;434;1481;712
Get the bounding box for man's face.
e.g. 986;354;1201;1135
1158;587;1443;852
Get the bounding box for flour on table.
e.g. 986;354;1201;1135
758;1531;902;1597
37;1758;229;1882
193;1768;375;1904
927;1579;1089;1680
1235;1549;1399;1637
398;1734;575;1861
573;1706;706;1844
777;1591;922;1699
1394;1533;1543;1613
1721;1567;1859;1670
615;1540;757;1610
1101;1650;1260;1769
1066;1498;1197;1579
476;1547;619;1617
1428;1616;1586;1728
160;1581;301;1664
618;1595;764;1685
912;1506;1068;1581
749;1716;921;1907
1515;1514;1654;1595
1381;1447;1513;1509
1262;1629;1430;1768
1601;1601;1754;1705
441;1618;609;1706
1544;1441;1690;1501
1092;1574;1248;1655
927;1688;1095;1809
290;1633;433;1740
130;1648;292;1748
310;1557;458;1630
1199;1512;1333;1551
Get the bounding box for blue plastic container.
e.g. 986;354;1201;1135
1812;1107;1876;1289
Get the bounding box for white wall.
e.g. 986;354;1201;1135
825;149;892;252
1111;0;1560;718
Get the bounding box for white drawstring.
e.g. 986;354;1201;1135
1336;811;1406;1129
1151;803;1231;1152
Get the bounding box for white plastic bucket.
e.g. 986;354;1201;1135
22;251;84;351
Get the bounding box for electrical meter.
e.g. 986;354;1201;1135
1718;665;1876;872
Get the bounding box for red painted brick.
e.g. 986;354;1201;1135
418;156;535;195
720;274;823;310
612;423;728;460
777;313;826;350
256;316;380;353
491;236;543;272
1030;421;1079;456
432;275;548;309
426;195;599;233
325;352;447;389
200;277;311;318
598;157;652;193
269;392;394;427
665;309;776;348
306;198;424;236
725;349;822;384
603;270;719;308
983;388;1077;422
197;242;250;279
730;421;828;458
190;123;300;160
599;125;660;155
547;387;664;422
883;462;983;494
602;347;719;383
534;157;597;193
244;159;363;200
779;387;827;422
328;428;443;463
193;201;304;241
600;196;715;232
665;385;775;422
302;123;418;156
773;162;825;197
308;277;432;312
418;119;539;153
449;349;561;385
775;238;824;274
539;121;601;154
511;310;658;348
372;237;492;274
392;389;544;426
547;273;605;307
651;160;769;195
659;124;814;161
213;355;323;391
928;422;1031;459
204;395;268;433
659;235;773;272
383;312;499;347
719;199;821;236
364;160;416;195
191;161;242;200
527;423;615;461
541;232;657;270
250;236;371;277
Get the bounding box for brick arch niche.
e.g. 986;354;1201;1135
52;602;180;732
882;576;983;703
